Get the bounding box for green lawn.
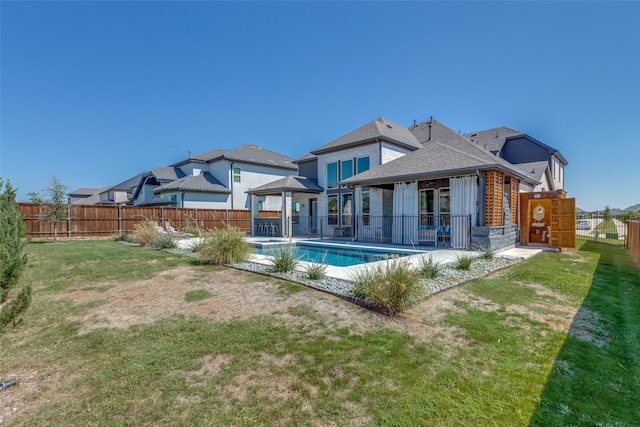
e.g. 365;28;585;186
0;240;638;426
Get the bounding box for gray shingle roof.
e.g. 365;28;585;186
69;188;102;197
311;117;422;155
152;167;186;182
464;127;522;153
154;172;231;194
293;152;317;163
409;119;470;146
112;174;144;191
341;137;535;186
190;144;297;170
247;176;324;195
514;161;549;183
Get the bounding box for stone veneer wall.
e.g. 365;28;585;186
471;224;520;251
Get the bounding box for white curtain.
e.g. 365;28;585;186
450;175;477;248
392;181;418;245
392;183;404;244
403;181;418;245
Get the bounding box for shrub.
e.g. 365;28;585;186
455;253;475;271
305;261;327;280
185;228;200;237
418;254;442;279
0;178;29;304
269;247;300;273
350;257;426;316
114;234;135;243
0;283;32;332
474;244;495;260
133;218;161;246
185;237;209;253
152;235;177;249
198;226;252;265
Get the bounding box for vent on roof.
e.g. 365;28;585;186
386;124;392;129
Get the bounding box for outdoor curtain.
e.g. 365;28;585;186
353;185;363;241
392;181;418;245
450;174;477;248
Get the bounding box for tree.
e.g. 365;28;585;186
0;178;31;329
0;178;29;301
29;177;69;242
603;205;612;222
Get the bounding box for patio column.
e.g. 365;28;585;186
250;194;258;236
281;191;292;238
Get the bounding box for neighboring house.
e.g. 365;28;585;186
68;187;111;205
131;144;297;209
248;117;569;250
98;174;143;205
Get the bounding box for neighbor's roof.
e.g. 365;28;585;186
188;144;297;170
292;152;317;163
111;174;144;191
69;187;102;197
70;187;111;205
154;172;231;194
409;119;471;146
341;137;535;186
247;176;324;196
151;166;186;182
311;117;422;155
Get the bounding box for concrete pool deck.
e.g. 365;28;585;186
243;237;544;281
176;237;543;281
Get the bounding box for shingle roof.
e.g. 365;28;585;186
514;161;550;183
70;187;111;205
409;119;470;146
152;167;186;182
341;138;535;186
311;117;422;155
464;127;522;153
154;172;231;194
112;174;144;191
247;176;324;195
293;152;317;163
190;144;297;170
69;188;102;197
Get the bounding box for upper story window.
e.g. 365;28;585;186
257;201;264;211
233;167;241;183
356;156;370;174
341;159;353;182
327;162;338;188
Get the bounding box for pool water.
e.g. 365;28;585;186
254;243;419;267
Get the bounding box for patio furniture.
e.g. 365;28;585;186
418;225;437;245
438;225;451;247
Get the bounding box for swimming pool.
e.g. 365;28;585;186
253;242;421;267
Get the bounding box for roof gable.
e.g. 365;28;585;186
188;144;297;170
247;176;323;195
465;127;521;153
311;117;421;155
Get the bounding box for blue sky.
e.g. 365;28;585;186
1;1;638;211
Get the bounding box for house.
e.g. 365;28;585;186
131;144;297;209
248;117;570;250
68;187;111;205
97;174;143;205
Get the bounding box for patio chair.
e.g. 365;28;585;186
438;225;451;247
165;222;189;238
154;224;169;235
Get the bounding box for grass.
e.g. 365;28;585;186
269;247;300;273
1;239;638;425
185;289;214;301
454;253;475;270
197;226;252;265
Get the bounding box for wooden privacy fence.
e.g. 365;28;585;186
18;203;281;239
627;219;640;267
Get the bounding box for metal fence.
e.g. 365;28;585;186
575;212;628;247
289;215;471;248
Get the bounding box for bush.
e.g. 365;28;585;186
185;228;200;237
474;244;495;260
351;257;426;316
0;179;29;304
269;247;300;273
305;261;327;280
152;235;177;249
0;283;32;332
418;254;442;279
185;237;209;253
133;218;161;246
198;227;252;265
455;253;475;271
114;234;135;243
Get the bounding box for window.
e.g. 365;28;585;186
341;159;353;182
327;162;338;188
257;201;263;211
356;156;370;174
161;193;178;206
341;193;353;226
328;195;338;225
292;201;300;224
233;167;241;183
362;191;370;226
